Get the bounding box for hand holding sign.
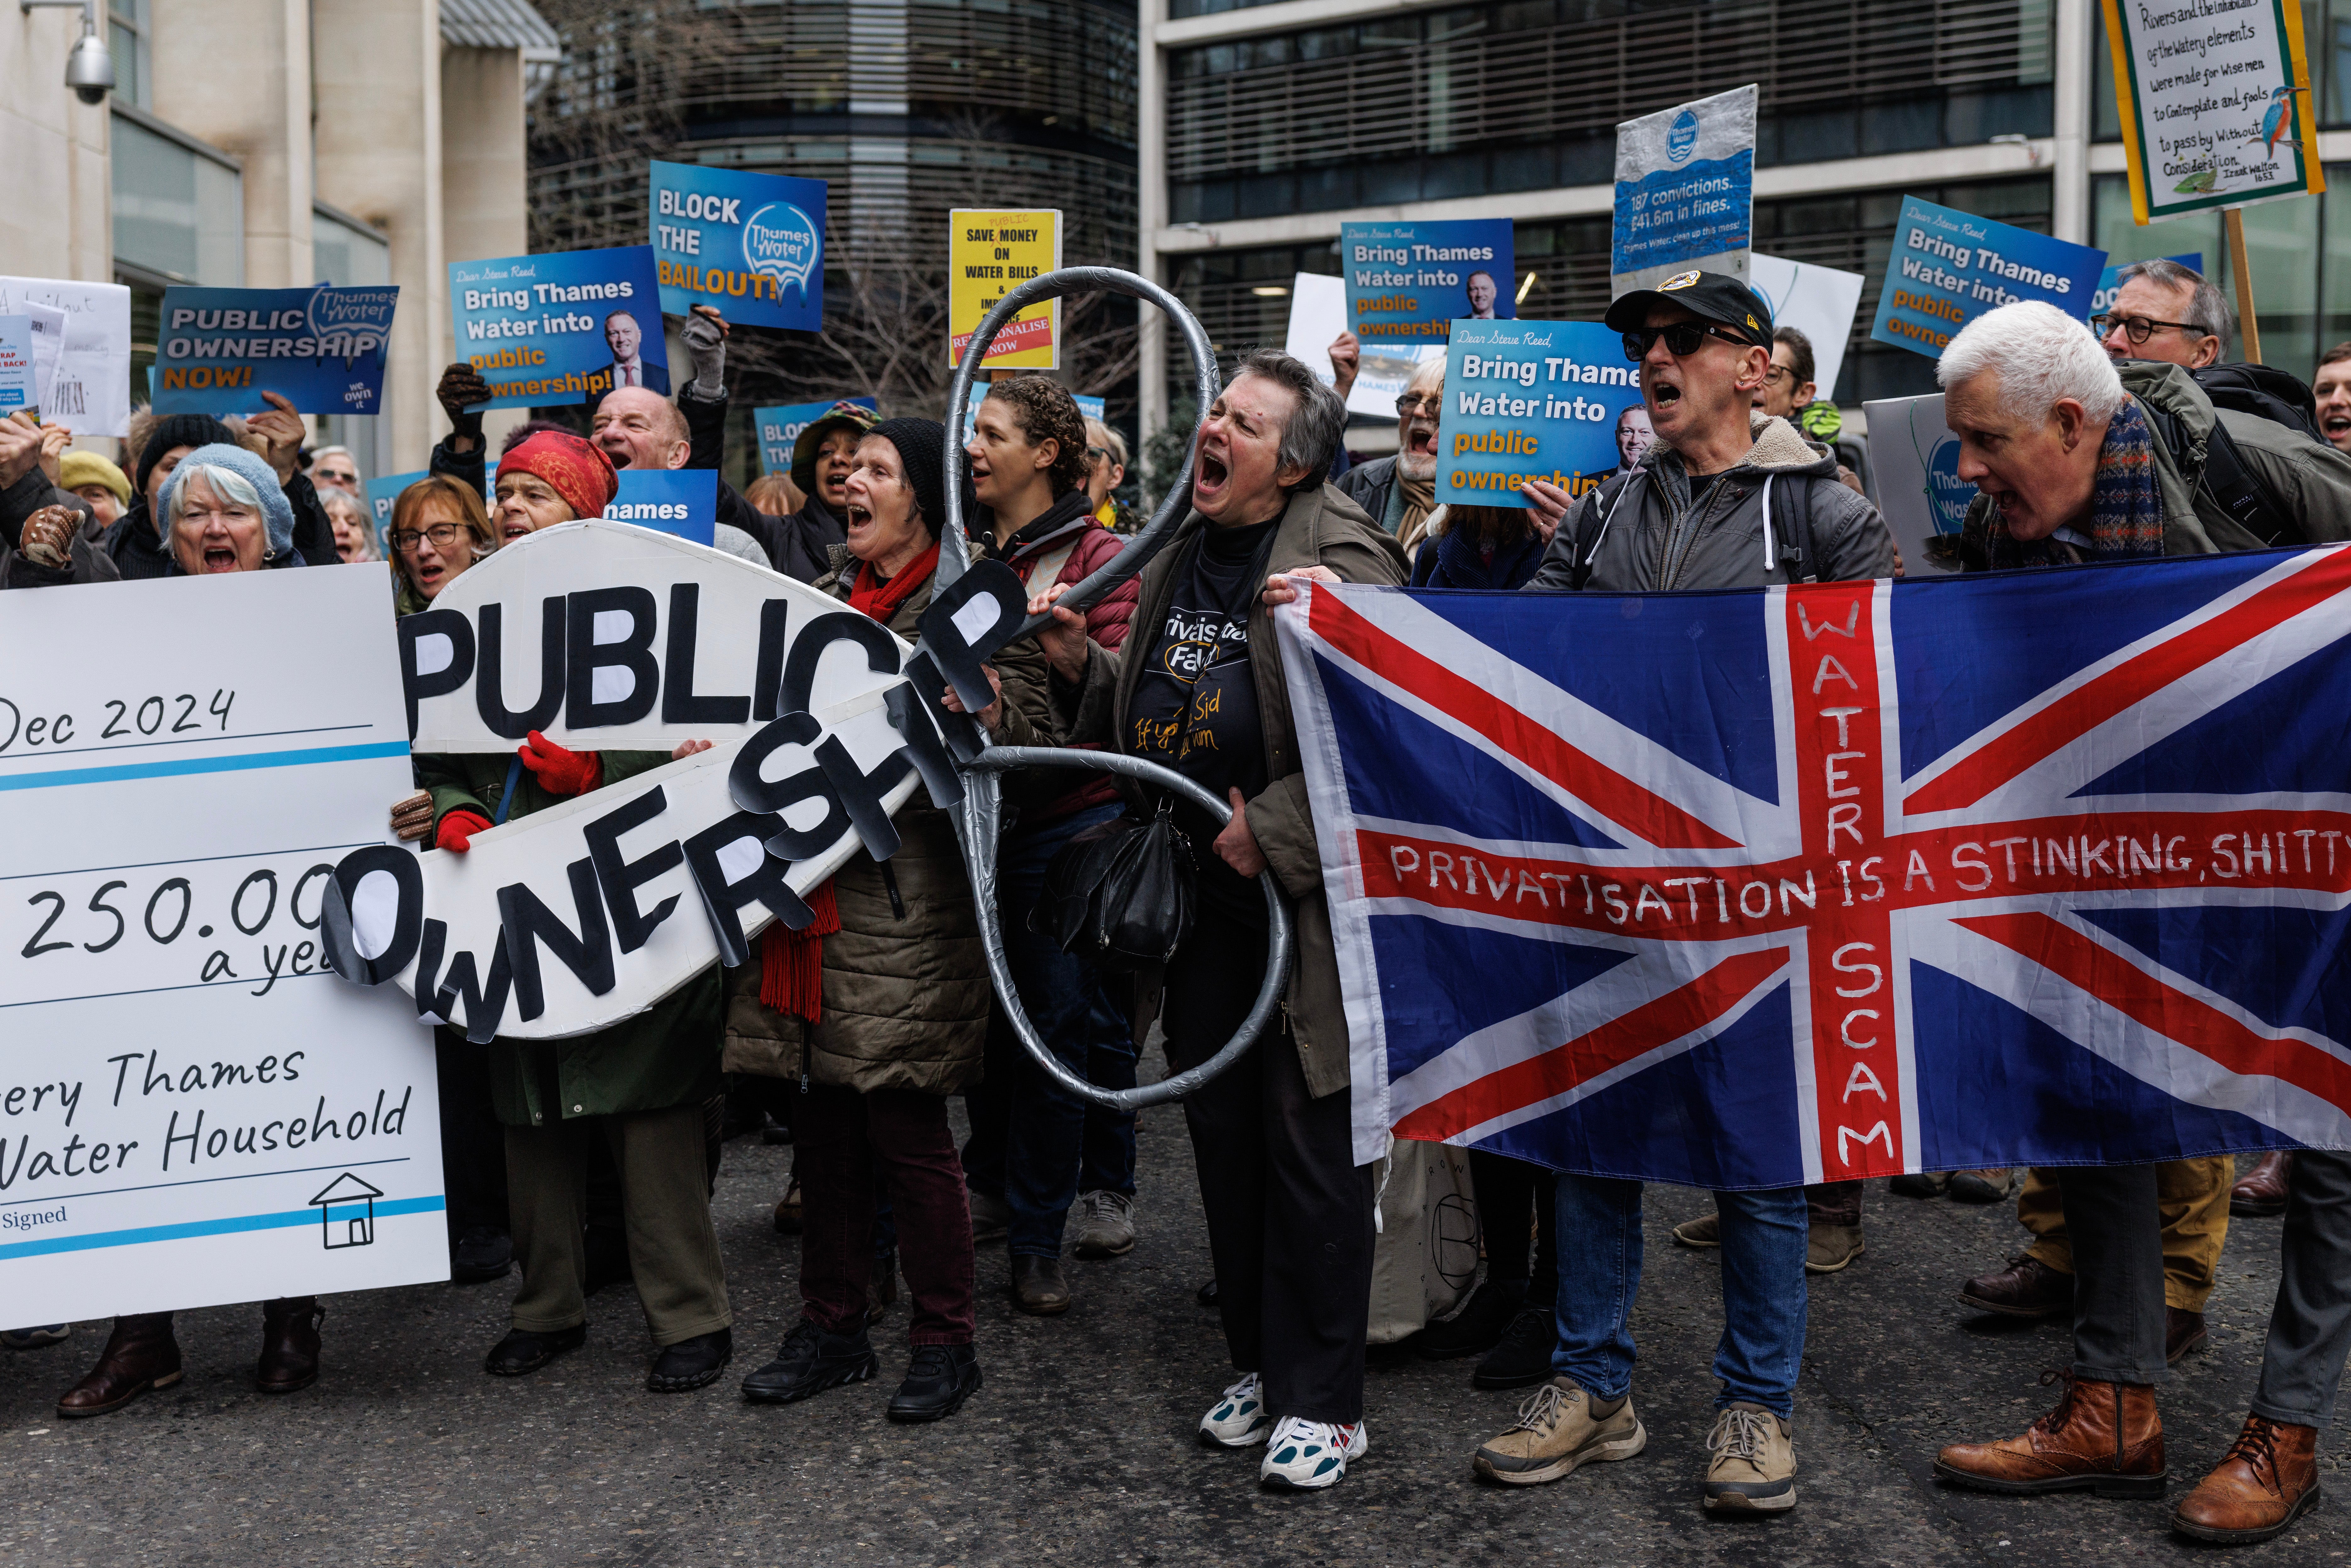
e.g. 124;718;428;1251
250;391;306;483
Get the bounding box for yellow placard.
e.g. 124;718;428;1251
949;209;1062;370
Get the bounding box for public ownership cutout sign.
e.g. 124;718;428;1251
1437;320;1646;508
949;210;1062;369
0;569;444;1324
649;161;826;332
1869;197;2106;359
1612;85;1757;293
151;285;400;417
354;523;1029;1040
449;246;667;410
1341;220;1515;346
2101;0;2324;224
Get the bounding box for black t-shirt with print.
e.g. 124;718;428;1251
1128;518;1278;922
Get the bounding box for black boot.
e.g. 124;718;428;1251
648;1328;733;1392
450;1226;513;1284
741;1320;878;1405
1472;1303;1557;1390
887;1343;981;1423
1414;1278;1527;1359
483;1323;586;1376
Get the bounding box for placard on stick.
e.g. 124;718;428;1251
950;210;1061;370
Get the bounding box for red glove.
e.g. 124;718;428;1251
436;809;493;853
518;730;601;797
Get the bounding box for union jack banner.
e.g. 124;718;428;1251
1274;548;2351;1183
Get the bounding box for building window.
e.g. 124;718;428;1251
110;108;243;286
109;0;150;109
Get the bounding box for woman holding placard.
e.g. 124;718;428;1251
728;418;1053;1425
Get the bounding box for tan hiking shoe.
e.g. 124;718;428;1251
1805;1223;1864;1274
1671;1211;1720;1248
1471;1376;1646;1486
1703;1402;1797;1512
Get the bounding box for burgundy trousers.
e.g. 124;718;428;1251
795;1082;976;1346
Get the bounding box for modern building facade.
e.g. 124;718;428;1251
3;0;554;473
1137;0;2351;444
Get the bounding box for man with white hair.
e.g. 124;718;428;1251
1334;357;1444;544
1932;300;2351;1510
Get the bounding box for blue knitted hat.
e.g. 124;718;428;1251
157;442;295;562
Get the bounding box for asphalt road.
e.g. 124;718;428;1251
3;1081;2342;1566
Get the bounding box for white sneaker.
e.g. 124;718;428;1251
1258;1415;1368;1490
1198;1372;1272;1448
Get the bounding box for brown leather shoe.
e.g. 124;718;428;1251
1011;1253;1073;1316
56;1313;183;1418
1933;1370;2166;1497
256;1297;325;1394
2231;1152;2292;1218
1958;1254;2074;1318
2173;1415;2321;1543
2167;1307;2207;1365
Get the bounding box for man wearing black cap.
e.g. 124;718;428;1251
1472;270;1893;1516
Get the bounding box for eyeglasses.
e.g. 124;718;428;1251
2092;313;2208;346
1760;364;1798;387
391;522;465;553
1085;445;1112;466
1620;322;1752;362
1395;393;1441;417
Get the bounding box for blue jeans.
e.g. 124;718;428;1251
1552;1176;1808;1417
961;803;1139;1258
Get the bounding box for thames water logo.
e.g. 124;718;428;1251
1927;437;1975;536
1666;108;1700;165
743;203;821;299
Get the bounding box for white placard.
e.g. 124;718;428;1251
0;568;444;1322
1283;271;1445;422
1862;391;1972;576
22;300;66;414
1748;254;1866;402
0;275;132;436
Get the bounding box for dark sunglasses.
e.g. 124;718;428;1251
1620;322;1752;361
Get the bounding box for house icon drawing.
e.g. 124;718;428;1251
309;1172;384;1250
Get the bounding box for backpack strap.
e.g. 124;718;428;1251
2199;419;2304;548
1566;468;1646;591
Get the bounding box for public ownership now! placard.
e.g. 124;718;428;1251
1437;320;1647;509
0;568;443;1325
1869;196;2107;359
151;285;400;417
2101;0;2324;224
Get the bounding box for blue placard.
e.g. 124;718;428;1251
2089;253;2205;319
1611;87;1755;287
649;162;827;332
1870;197;2108;360
604;468;716;547
0;315;31;412
449;246;666;410
754;396;878;475
1436;320;1649;509
367;469;431;555
1341;220;1515;346
151;285;398;416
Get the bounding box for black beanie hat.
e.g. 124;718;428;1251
868;417;951;540
138;414;239;497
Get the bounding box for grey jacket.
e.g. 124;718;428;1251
1958;360;2351;564
1528;413;1895;591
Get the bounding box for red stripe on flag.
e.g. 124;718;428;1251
1956;911;2351;1118
1306;586;1740;850
1907;548;2351;815
1392;947;1791;1141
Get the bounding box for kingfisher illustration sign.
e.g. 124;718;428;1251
649;161;826;332
2100;0;2323;224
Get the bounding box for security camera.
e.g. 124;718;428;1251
64;29;114;104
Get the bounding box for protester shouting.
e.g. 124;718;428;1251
1336;357;1442;548
730;418;1053;1424
386;429;736;1394
2315;342;2351;453
387;475;497;612
957;376;1142;1316
1927;299;2351;1505
579;373;787;569
54;443;323;1417
322;487;379;564
1453;271;1892;1514
101;412;236;579
1025;349;1406;1490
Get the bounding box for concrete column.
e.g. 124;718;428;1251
1136;0;1167;453
0;6;113;283
312;0;443;472
2052;0;2092;245
149;0;313;287
442;45;530;457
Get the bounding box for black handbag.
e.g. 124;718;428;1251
1033;796;1197;971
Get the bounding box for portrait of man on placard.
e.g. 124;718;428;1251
1613;402;1655;475
1465;270;1500;320
599;308;666;394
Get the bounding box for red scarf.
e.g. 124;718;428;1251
757;540;938;1023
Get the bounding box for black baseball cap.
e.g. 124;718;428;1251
1603;270;1774;348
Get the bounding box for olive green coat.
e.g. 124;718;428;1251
418;748;724;1128
722;545;1056;1096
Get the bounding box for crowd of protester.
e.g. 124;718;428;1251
8;253;2351;1538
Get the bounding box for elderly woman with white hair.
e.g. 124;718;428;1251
1932;299;2351;1506
53;442;323;1421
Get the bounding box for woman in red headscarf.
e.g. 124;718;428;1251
383;428;741;1395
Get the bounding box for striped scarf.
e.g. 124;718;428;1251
1979;396;2165;569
